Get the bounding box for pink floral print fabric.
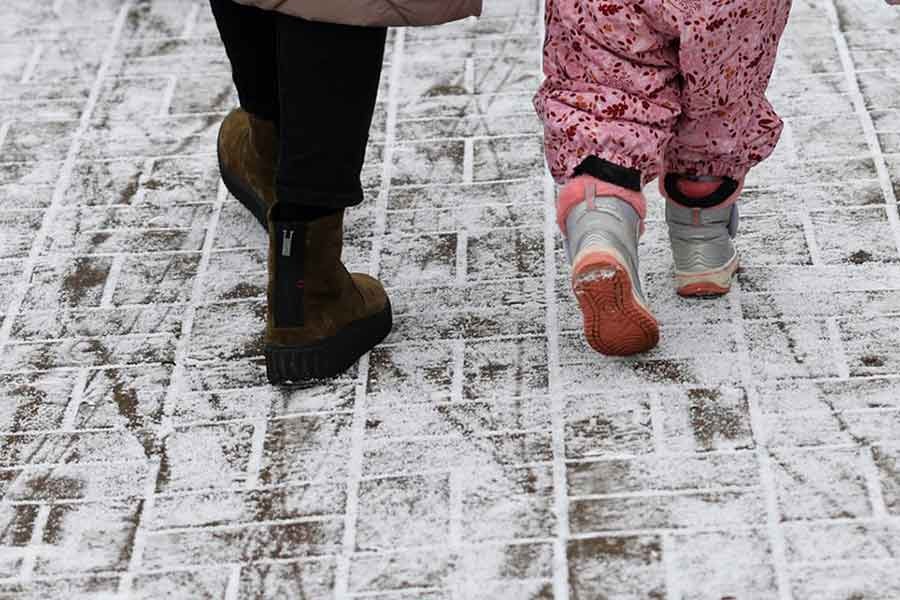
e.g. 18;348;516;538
535;0;792;184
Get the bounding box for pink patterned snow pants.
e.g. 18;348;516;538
535;0;792;184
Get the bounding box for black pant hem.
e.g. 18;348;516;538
574;156;643;192
276;185;363;209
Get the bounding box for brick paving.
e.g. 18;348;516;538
2;0;900;598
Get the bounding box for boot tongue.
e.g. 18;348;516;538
675;176;724;199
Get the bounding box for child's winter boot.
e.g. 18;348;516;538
661;175;742;297
558;176;659;356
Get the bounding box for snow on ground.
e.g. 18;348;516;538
2;0;900;598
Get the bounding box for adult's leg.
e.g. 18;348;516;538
211;0;280;227
265;17;391;384
275;16;387;209
209;0;279;122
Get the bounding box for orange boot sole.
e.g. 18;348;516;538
572;250;660;356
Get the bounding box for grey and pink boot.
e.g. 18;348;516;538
558;176;660;356
661;175;743;297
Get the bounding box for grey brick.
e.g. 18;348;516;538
461;464;555;542
0;211;42;260
387;179;542;211
783;520;900;563
132;568;231;600
391;141;465;186
2;461;150;501
356;473;450;551
150;482;346;530
379;232;458;287
745;319;841;380
365;398;552;440
791;563;900;600
1;121;78;162
141;519;343;570
363;432;552;479
568;453;759;497
259;415;353;486
36;500;140;574
568;536;665;600
811;208;900;265
789;113;869;160
670;529;776;600
739;213;811;266
240;559;336;600
188;300;265;362
114;252;201;305
466;226;544;281
757;378;900;413
0;335;176;371
368;343;455;404
12;305;185;341
23;256;113;312
463;338;548;400
657;387;755;453
156;422;254;492
564;392;654;459
569;490;767;534
472;135;543;181
0;504;40;577
94;76;171;122
771;448;871;520
874;444;900;515
0;370;78;432
0;431;148;468
0;576;120;600
76;364;170;430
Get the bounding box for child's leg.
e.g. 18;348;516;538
535;0;682;193
535;0;683;355
661;0;792;296
665;0;792;180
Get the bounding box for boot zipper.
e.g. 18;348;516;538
282;229;294;257
273;222;305;328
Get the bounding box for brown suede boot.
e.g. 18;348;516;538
217;108;277;227
265;208;392;383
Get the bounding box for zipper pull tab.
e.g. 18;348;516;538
282;229;294;257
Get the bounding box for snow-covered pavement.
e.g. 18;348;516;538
2;0;900;597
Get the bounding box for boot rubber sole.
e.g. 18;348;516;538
675;254;740;298
265;301;393;384
572;249;659;357
217;136;269;229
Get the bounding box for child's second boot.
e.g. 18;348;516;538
661;175;743;297
558;176;660;356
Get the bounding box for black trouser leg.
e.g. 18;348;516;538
210;1;386;211
275;16;387;209
209;0;279;123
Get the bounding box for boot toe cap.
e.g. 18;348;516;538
351;273;390;311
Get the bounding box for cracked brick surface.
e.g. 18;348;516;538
2;0;900;598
